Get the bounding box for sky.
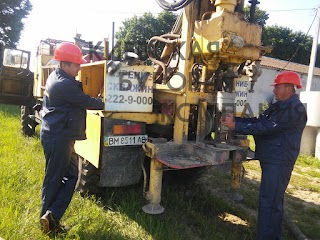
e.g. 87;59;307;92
18;0;320;57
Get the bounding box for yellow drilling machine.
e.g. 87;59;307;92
0;0;267;214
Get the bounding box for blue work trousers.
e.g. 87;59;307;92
40;131;79;221
257;162;294;240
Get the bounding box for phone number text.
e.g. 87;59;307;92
106;94;153;105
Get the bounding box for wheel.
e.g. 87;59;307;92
76;155;101;195
20;105;36;136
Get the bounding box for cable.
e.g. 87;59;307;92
281;8;318;71
265;8;315;12
156;0;193;11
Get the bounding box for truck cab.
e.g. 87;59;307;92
0;41;59;136
0;45;34;105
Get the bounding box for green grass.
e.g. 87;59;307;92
243;139;320;239
0;104;255;240
247;135;255;151
296;154;320;168
0;104;319;240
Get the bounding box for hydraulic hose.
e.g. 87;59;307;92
155;0;194;11
147;34;180;83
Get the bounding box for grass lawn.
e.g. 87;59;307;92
0;104;319;239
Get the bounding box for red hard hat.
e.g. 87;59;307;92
54;42;86;65
271;71;302;89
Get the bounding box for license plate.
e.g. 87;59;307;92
104;135;148;146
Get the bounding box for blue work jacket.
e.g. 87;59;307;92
235;94;307;165
41;68;104;140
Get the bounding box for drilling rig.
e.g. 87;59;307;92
0;0;266;214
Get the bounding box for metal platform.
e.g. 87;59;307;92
147;142;240;169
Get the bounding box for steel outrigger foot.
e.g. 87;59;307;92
230;138;249;202
142;152;165;214
142;203;165;214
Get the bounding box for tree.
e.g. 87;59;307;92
115;7;319;67
0;0;32;48
262;25;314;66
243;6;269;27
243;5;317;66
114;11;177;61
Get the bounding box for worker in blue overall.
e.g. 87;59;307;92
39;42;104;234
222;71;307;240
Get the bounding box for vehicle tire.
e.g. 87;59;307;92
76;155;101;195
20;105;36;136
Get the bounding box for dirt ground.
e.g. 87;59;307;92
244;165;320;206
195;162;320;239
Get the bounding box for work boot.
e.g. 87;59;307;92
40;210;56;234
40;211;70;235
53;223;70;235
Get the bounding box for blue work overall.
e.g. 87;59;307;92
40;133;78;221
235;94;307;240
40;68;104;221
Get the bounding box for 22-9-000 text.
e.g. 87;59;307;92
106;94;153;105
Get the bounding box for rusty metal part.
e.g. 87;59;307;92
196;99;207;144
200;65;207;92
142;157;165;214
221;31;245;53
145;141;241;169
240;60;262;93
231;138;249;189
147;34;181;84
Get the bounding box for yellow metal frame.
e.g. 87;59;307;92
74;111;102;168
74;0;262;214
79;61;106;98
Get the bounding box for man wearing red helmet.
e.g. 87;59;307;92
222;71;307;240
39;42;104;234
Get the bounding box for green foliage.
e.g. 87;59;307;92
114;11;177;61
0;0;32;48
297;154;320;168
262;25;313;66
243;5;319;67
243;6;269;27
